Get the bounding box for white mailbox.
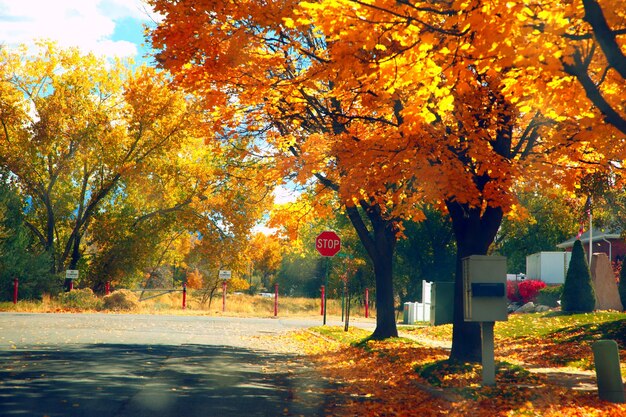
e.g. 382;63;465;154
463;255;508;322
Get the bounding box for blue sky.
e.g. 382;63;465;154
0;0;159;62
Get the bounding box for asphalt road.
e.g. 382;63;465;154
0;313;371;417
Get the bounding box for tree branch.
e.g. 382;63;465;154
562;50;626;135
582;0;626;79
345;203;377;260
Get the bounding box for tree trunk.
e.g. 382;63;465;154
43;194;57;274
345;202;398;340
447;201;503;362
63;232;82;291
370;245;398;339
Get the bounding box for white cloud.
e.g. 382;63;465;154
0;0;157;59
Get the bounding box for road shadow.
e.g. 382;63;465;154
0;343;335;417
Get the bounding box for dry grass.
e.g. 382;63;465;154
0;293;60;313
1;290;376;318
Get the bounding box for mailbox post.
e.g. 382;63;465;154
462;255;508;386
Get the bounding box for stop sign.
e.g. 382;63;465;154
316;230;341;257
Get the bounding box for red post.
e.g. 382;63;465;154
365;288;369;318
69;280;74;291
320;285;325;316
105;281;110;295
13;277;18;304
182;283;187;310
274;283;278;317
222;280;227;312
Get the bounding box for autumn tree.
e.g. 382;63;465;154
274;0;624;360
149;0;410;339
184;232;255;308
0;43;185;276
185;268;204;290
247;233;284;291
149;0;624;360
0;42;268;292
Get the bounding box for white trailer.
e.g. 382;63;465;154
525;251;572;284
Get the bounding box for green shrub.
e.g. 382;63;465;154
0;176;57;301
536;285;563;307
57;288;101;310
102;289;139;311
561;240;595;312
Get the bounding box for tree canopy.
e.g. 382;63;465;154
148;0;625;360
0;41;268;293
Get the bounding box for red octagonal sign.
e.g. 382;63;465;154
316;230;341;257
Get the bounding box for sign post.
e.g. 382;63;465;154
66;270;79;291
462;255;508;386
323;261;329;325
316;231;341;325
219;270;232;280
222;280;227;312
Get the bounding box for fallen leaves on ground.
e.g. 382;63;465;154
496;335;594;369
284;328;626;417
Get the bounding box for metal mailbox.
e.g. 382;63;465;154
463;255;508;322
471;282;505;297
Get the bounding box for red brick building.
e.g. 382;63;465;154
556;229;626;264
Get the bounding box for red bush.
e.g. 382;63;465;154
507;280;522;303
507;279;546;304
518;280;546;303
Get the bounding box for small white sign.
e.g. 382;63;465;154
219;270;232;280
66;270;79;280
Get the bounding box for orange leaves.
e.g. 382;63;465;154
306;335;450;416
286;327;626;417
185;269;204;289
498;335;588;368
246;232;284;278
148;0;626;243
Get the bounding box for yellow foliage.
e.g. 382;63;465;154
227;276;250;292
0;40;265;281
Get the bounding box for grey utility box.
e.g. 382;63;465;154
463;255;508;322
430;282;454;325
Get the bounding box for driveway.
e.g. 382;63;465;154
0;313;371;416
